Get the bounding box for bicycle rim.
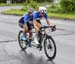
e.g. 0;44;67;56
18;30;27;50
44;35;56;60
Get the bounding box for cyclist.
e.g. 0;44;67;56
33;6;51;47
19;8;34;43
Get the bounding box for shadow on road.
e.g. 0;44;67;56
19;50;56;64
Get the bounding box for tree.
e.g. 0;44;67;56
60;0;75;12
46;0;54;2
24;0;54;3
0;0;6;3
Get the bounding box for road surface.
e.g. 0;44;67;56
0;6;75;64
0;6;22;12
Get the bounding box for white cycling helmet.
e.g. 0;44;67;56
38;6;47;13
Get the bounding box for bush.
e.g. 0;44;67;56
24;0;53;3
29;1;39;10
50;3;59;8
60;0;75;12
23;1;39;10
47;7;64;13
48;3;65;13
21;6;28;11
0;0;6;3
46;0;54;2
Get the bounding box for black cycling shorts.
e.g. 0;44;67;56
26;22;33;31
36;20;41;24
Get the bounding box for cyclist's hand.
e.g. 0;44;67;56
51;25;56;32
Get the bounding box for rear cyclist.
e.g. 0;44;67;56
19;8;34;44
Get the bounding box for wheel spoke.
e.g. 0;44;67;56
46;39;54;56
44;36;56;60
18;31;27;50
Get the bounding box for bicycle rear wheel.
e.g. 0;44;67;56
18;30;27;50
44;35;56;60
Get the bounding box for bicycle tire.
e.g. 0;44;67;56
44;35;56;60
18;30;27;50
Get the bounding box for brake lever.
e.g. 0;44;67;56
51;25;56;32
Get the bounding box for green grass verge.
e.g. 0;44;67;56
1;9;75;20
0;2;49;6
0;3;23;6
48;13;75;20
1;9;26;16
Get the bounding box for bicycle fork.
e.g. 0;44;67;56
38;34;46;51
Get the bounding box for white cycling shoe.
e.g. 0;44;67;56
34;37;39;45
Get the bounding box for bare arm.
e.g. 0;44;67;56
46;19;50;26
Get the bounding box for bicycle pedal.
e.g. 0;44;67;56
39;46;42;51
37;44;40;48
37;44;42;51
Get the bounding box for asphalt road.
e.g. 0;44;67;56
0;6;75;64
0;6;22;12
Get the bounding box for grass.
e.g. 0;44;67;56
48;13;75;19
1;9;75;20
0;3;23;6
1;9;26;15
0;2;50;6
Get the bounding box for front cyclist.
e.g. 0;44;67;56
33;6;51;47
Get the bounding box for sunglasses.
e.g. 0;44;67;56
41;13;45;14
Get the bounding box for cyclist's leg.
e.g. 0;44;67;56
34;20;42;36
21;23;28;40
27;22;32;39
33;20;42;47
27;22;33;47
23;23;28;33
34;20;42;31
28;30;32;47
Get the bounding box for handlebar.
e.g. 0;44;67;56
41;25;56;32
30;25;56;33
41;26;54;29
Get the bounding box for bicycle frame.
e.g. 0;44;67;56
26;25;56;48
34;28;49;50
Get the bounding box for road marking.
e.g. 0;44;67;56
0;40;17;43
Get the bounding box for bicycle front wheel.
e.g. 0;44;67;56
44;35;56;60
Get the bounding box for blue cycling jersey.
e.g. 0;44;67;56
23;14;33;23
33;12;48;20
